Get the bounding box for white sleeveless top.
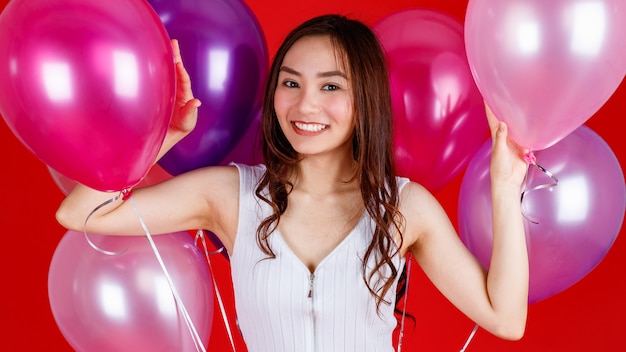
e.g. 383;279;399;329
230;163;410;352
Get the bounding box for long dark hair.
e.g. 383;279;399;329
254;14;404;313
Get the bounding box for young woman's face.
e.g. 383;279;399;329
274;35;355;158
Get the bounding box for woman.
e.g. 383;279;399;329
57;14;529;351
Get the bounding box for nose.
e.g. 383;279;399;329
296;87;322;115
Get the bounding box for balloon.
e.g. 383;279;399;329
48;163;173;196
148;0;268;175
459;125;625;303
219;111;263;166
48;230;214;351
374;9;489;193
0;0;175;191
465;0;626;150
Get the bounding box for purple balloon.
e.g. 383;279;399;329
48;231;214;351
219;111;263;166
465;0;626;150
0;0;175;191
149;0;268;175
374;8;489;193
459;126;625;303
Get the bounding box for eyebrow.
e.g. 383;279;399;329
279;65;347;79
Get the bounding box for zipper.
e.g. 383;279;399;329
308;272;315;352
308;273;315;298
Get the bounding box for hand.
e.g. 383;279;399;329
158;39;202;160
485;102;528;190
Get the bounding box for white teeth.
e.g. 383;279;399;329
294;122;327;132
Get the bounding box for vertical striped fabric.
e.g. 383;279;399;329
230;163;409;352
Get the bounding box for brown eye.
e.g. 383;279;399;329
284;80;299;88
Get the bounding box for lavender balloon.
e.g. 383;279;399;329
0;0;175;191
149;0;268;175
459;126;625;303
48;231;214;351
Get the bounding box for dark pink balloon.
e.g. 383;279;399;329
465;0;626;150
459;126;625;303
48;231;214;351
374;8;489;193
48;163;173;196
0;0;175;192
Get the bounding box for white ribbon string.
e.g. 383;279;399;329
520;152;559;224
397;253;412;352
460;324;479;352
195;230;238;352
82;193;127;255
128;197;206;352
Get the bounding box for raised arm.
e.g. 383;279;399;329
55;40;240;252
401;103;529;340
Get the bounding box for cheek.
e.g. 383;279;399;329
273;90;291;117
327;96;353;123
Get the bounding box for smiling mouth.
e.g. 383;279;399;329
293;121;328;132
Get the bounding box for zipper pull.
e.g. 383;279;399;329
308;273;315;298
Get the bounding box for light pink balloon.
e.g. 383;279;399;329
459;126;625;303
465;0;626;150
48;231;214;351
0;0;175;191
374;8;489;193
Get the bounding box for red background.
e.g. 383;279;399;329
1;0;624;351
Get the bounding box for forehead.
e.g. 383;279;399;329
282;35;349;74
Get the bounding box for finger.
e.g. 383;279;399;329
484;101;501;138
175;61;194;101
177;98;201;132
171;39;181;64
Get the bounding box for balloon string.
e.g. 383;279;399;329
460;324;479;351
397;253;412;352
82;191;127;255
128;197;206;352
520;152;559;224
195;230;238;352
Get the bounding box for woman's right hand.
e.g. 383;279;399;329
158;39;202;160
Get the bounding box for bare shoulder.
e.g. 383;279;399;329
185;164;240;212
397;180;452;252
398;181;440;216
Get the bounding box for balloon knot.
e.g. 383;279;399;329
524;152;537;165
121;188;133;201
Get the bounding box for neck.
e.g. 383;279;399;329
292;153;359;196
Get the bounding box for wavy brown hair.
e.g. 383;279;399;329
254;14;404;312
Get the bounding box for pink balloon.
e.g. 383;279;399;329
459;126;625;303
465;0;626;150
0;0;175;191
374;9;489;193
48;231;213;351
48;163;173;196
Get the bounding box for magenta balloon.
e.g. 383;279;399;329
48;163;173;196
48;231;214;351
0;0;175;191
148;0;268;175
459;126;625;303
374;9;489;193
465;0;626;150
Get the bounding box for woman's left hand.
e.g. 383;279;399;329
485;103;529;190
